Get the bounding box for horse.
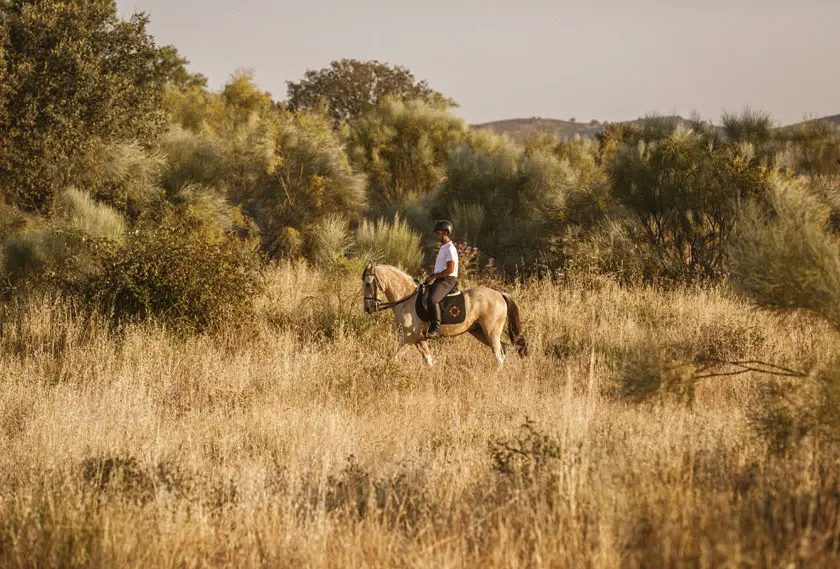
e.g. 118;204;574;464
362;262;529;367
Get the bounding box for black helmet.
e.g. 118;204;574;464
434;220;453;234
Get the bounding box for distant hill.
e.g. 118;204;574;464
471;118;606;142
473;114;840;142
785;114;840;131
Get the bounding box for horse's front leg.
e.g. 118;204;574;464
415;341;434;367
393;336;407;361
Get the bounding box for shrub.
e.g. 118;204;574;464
749;353;840;454
436;131;585;273
729;177;840;453
354;214;423;274
311;214;354;267
91;215;262;331
610;340;696;405
729;177;840;331
249;110;367;259
611;120;771;280
89;142;166;216
53;188;127;243
1;190;127;294
721;107;777;157
347;98;467;213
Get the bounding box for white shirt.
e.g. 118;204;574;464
434;241;459;277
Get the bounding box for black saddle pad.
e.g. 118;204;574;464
416;286;467;325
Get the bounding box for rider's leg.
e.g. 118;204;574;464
425;278;456;340
426;302;442;339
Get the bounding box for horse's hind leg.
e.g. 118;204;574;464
479;321;506;367
491;335;506;367
468;325;491;347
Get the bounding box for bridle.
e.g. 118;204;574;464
363;263;419;314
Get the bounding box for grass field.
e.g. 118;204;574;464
1;263;839;568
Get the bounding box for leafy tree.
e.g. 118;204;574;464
155;45;207;90
348;98;467;213
0;0;167;211
286;59;454;126
164;70;272;138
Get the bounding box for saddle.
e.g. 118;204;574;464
416;282;466;325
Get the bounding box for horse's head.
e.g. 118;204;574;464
362;262;379;314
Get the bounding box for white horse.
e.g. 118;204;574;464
362;263;529;366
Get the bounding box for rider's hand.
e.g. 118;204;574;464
425;275;435;284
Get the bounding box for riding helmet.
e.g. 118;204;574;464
434;220;453;234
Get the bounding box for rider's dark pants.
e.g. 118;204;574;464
429;277;457;305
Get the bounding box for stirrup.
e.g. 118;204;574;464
426;325;441;340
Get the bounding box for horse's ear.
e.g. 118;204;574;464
362;261;376;278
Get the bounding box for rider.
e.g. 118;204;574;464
424;220;459;340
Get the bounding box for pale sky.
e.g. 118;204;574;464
117;0;839;126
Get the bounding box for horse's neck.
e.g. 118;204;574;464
377;266;415;301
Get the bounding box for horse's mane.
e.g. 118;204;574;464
376;264;414;281
371;264;417;297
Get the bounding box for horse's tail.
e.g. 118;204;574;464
501;292;530;357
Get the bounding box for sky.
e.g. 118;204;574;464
117;0;839;126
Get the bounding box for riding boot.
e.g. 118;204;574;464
426;303;442;339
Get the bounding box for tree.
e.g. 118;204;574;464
286;59;454;126
155;45;207;90
0;0;167;211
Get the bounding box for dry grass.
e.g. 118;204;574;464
1;264;839;568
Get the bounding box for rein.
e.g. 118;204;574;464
363;265;419;313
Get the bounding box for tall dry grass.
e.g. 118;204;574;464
0;264;838;568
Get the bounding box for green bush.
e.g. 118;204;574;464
347;98;467;213
91;216;262;331
436;131;584;273
729;177;840;331
611;119;771;280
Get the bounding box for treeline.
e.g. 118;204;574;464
2;1;840;331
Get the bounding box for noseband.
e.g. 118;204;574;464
363;264;384;312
